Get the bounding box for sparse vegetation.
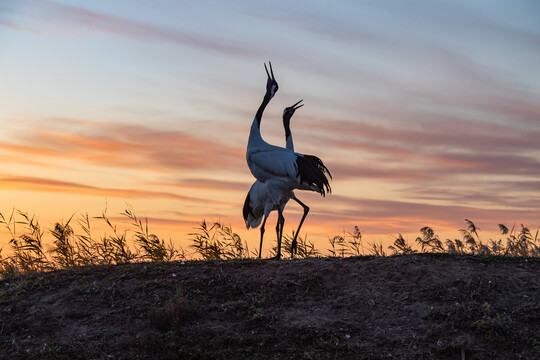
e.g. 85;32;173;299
328;225;364;257
473;302;512;341
0;207;187;279
408;220;540;257
148;293;198;332
0;207;539;279
388;234;415;255
124;206;184;262
189;220;250;260
269;230;321;259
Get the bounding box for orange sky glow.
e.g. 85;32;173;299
1;1;539;256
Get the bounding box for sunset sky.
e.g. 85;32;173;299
1;0;539;254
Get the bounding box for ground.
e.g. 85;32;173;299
0;254;538;359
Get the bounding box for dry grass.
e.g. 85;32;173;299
0;207;538;279
0;206;187;279
189;220;250;260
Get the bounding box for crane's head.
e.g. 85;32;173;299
283;99;304;121
264;62;278;98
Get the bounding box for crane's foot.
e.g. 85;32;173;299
269;253;281;260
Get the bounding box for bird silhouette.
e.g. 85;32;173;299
246;63;331;259
243;100;307;258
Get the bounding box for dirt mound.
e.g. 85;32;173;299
1;254;538;359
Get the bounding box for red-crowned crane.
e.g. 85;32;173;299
246;63;331;259
243;100;308;258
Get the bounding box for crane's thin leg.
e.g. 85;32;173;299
274;208;284;259
291;196;309;255
266;187;283;260
276;211;286;255
259;215;268;259
269;207;284;260
275;217;280;251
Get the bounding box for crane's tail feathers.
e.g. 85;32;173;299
243;192;263;229
247;215;262;230
242;193;252;226
296;154;332;196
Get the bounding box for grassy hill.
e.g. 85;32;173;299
1;254;538;359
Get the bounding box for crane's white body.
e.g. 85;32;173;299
247;129;320;198
244;181;291;230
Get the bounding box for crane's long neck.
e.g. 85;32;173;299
283;117;294;152
255;93;272;128
248;93;272;148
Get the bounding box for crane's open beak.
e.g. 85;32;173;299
291;99;304;110
264;61;276;81
284;100;304;117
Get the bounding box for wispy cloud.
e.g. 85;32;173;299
303;194;540;234
172;178;250;191
249;2;540;130
366;0;540;50
0;175;229;204
301;112;540;182
0;0;247;56
405;182;540;210
1;120;245;173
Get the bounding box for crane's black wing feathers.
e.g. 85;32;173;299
296;154;332;196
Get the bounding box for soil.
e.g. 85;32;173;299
0;254;539;359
